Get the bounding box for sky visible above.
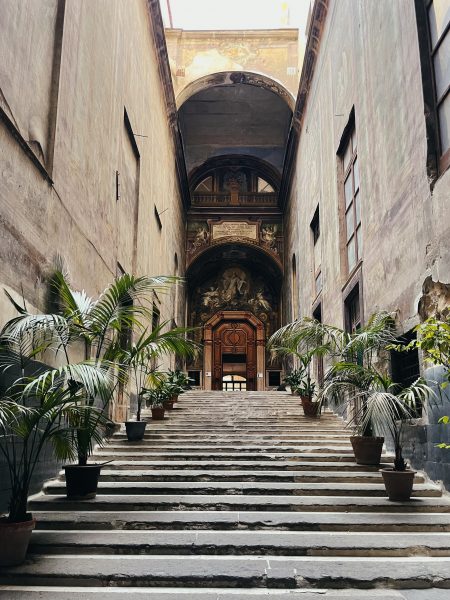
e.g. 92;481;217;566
160;0;311;34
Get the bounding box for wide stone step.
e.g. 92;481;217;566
32;510;450;532
106;442;354;450
99;460;388;471
43;480;441;497
27;530;450;557
28;493;450;512
91;451;380;462
92;469;424;484
1;555;450;588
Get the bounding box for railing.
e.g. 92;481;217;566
192;192;278;207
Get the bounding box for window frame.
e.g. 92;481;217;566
342;129;362;275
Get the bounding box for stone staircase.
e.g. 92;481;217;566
1;390;450;599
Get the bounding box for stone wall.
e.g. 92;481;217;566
0;0;185;511
284;0;450;486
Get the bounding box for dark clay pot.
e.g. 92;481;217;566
151;406;165;420
381;468;416;501
64;464;103;500
0;516;36;566
350;436;384;466
125;420;147;441
300;396;320;418
163;399;174;410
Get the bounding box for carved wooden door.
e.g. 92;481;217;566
212;320;257;390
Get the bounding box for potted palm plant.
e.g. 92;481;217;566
0;292;111;565
166;369;193;403
350;374;434;500
283;368;305;395
121;326;197;440
50;270;175;497
144;384;167;420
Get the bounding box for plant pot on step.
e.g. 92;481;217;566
64;463;103;500
350;436;384;466
163;399;174;410
125;420;147;441
300;396;320;418
151;406;165;420
0;516;36;566
381;468;416;501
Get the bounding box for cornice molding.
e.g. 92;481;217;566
146;0;190;210
279;0;329;209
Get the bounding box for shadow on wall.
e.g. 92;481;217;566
402;365;450;490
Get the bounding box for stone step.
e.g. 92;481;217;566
32;510;450;532
43;480;441;498
28;493;450;512
1;555;450;588
90;469;425;484
107;442;354;449
0;586;416;600
91;451;383;461
112;433;352;440
27;530;450;557
97;460;388;471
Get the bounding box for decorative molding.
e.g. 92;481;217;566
146;0;190;209
279;0;329;208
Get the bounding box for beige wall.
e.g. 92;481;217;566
285;0;450;333
0;0;186;330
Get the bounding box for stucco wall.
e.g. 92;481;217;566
284;0;450;487
0;0;185;510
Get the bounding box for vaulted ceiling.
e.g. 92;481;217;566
178;82;293;176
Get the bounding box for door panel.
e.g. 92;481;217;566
212;320;257;390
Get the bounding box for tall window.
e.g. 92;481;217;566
344;284;361;334
342;126;362;274
427;0;450;171
310;205;322;295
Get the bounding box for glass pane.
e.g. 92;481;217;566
195;176;213;192
355;190;361;224
428;0;450;48
257;177;274;193
346;206;355;241
356;225;363;258
344;174;353;208
353;157;360;191
433;32;450;99
347;237;356;271
438;93;450;154
343;141;352;171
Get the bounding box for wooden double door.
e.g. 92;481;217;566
203;311;266;391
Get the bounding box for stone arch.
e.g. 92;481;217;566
176;71;296;110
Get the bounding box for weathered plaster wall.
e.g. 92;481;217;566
0;0;185;510
284;0;450;487
165;28;302;99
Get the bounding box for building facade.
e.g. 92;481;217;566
0;0;449;496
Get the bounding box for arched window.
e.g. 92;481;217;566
257;177;274;193
194;176;213;192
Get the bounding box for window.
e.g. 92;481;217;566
291;254;298;319
188;370;201;387
267;371;282;387
341;125;362;273
257;177;274;193
344;283;361;334
222;374;247;391
312;303;324;385
391;330;422;416
427;0;450;170
311;205;322;295
194;176;213;192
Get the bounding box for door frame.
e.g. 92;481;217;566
203;311;265;391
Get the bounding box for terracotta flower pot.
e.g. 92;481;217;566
0;517;36;566
125;420;147;441
163;399;174;410
151;406;165;420
381;468;416;501
64;464;103;499
350;436;384;466
300;396;320;418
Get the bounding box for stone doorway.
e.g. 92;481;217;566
203;311;266;391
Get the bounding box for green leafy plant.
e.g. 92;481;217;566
0;296;112;523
